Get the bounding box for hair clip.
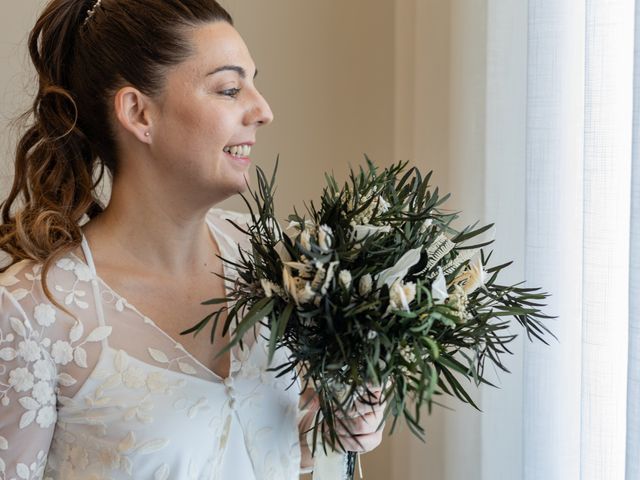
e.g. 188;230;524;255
83;0;103;26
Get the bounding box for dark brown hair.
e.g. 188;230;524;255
0;0;232;304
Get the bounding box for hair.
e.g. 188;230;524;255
0;0;232;307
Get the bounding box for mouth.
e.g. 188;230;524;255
223;143;252;160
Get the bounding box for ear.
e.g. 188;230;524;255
113;86;154;144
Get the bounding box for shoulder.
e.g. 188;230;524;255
0;254;94;330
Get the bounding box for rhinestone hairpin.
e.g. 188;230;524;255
83;0;103;26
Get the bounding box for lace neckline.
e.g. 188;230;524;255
75;217;237;383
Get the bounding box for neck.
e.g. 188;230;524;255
83;176;220;278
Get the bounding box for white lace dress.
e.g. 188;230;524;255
0;208;304;480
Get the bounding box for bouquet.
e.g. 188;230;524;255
187;157;554;478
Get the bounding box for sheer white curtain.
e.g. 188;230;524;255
523;1;638;479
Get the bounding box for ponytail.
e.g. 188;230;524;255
0;0;105;307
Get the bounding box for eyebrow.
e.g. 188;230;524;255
207;65;258;79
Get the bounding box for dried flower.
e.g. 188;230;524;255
389;280;416;312
359;274;373;296
300;229;312;251
351;223;392;242
321;261;339;294
318;225;333;252
338;270;352;289
431;267;448;303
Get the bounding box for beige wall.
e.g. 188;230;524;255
220;0;396;218
0;1;47;194
0;1;504;479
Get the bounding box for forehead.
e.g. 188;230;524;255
183;21;255;74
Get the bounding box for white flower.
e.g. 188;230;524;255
321;261;339;295
358;274;373;296
317;225;333;252
146;372;169;393
32;381;55;405
378;196;391;213
338;270;352;289
73;263;92;282
17;339;41;363
377;247;423;288
8;367;34;392
351;224;392;242
34;304;56;327
36;405;56;428
419;218;433;233
51;341;73;365
33;359;54;381
431;267;448;303
404;282;416;304
123;367;146;389
300;229;312;251
389;280;416;311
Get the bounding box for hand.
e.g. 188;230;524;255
298;384;387;469
330;386;386;453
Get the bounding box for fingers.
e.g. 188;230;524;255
335;403;384;421
334;430;384;453
335;409;384;431
335;389;385;417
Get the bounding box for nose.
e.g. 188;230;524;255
246;89;274;127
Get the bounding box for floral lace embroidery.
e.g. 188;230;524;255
0;447;47;480
0;209;305;480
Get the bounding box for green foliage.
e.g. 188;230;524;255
190;156;555;452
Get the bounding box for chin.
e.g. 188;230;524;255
215;174;251;199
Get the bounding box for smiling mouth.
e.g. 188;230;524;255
223;144;252;158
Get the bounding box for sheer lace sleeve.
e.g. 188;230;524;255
0;259;107;480
0;284;56;479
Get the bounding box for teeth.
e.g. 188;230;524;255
224;144;251;157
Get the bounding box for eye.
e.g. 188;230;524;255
220;87;241;98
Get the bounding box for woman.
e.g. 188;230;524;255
0;0;384;478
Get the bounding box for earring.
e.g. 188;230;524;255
144;132;150;137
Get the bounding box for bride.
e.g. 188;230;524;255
0;0;383;478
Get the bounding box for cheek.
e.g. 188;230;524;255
160;104;228;156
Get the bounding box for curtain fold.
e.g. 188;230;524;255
524;0;636;479
626;2;640;478
524;2;585;477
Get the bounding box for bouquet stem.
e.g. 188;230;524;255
312;450;358;479
346;452;357;479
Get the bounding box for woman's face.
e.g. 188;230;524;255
147;21;273;203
